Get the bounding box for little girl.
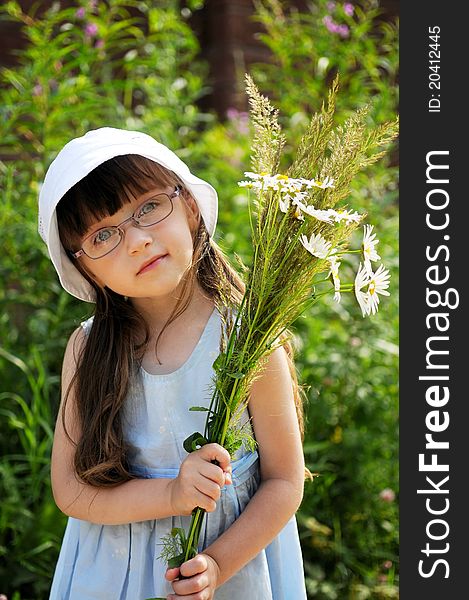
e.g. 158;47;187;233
39;127;308;600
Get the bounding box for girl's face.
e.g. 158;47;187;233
77;185;199;301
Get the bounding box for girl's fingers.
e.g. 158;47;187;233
196;476;222;500
168;555;216;599
198;443;231;471
200;462;231;487
171;572;208;596
165;566;180;581
199;462;227;488
192;488;217;513
180;554;208;578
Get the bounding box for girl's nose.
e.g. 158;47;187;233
125;225;154;254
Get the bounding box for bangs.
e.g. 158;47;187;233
56;154;182;248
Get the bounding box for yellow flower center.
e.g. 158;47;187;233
276;174;289;180
369;281;376;295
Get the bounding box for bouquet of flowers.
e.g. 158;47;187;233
155;74;398;584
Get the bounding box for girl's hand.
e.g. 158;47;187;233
168;443;232;516
165;553;220;600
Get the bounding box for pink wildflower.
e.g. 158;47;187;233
383;560;392;570
323;15;349;37
75;7;86;19
323;15;338;34
226;108;250;135
226;107;240;120
338;24;350;38
379;488;396;503
344;3;354;16
85;22;98;37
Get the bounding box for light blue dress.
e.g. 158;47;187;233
49;309;307;599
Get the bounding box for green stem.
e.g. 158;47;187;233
183;507;205;563
335;249;362;255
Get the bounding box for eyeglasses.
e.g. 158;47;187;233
71;186;182;260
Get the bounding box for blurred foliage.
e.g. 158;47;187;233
0;0;398;598
0;0;211;161
251;0;398;124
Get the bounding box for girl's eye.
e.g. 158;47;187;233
137;200;159;218
92;228;117;246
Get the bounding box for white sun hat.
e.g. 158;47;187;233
38;127;218;303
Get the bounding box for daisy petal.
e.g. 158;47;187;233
300;233;332;259
362;224;381;275
354;262;371;317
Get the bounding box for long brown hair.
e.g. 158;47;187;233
57;155;309;487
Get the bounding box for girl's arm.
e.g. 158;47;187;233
51;328;230;525
167;345;305;596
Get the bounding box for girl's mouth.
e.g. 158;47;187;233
137;254;168;275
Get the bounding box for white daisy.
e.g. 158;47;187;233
303;205;334;223
332;209;363;224
283;182;297;194
362;224;381;275
316;176;335;189
300;233;332;259
294;206;305;221
366;264;391;315
243;171;263;179
293;191;308;202
354;262;371;317
328;255;342;302
289;194;307;220
266;178;280;191
279;194;291;213
302;178;316;188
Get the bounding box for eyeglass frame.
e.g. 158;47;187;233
69;185;183;260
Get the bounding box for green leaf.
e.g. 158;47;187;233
189;406;210;412
168;552;186;568
212;353;225;372
226;371;245;379
183;432;208;453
